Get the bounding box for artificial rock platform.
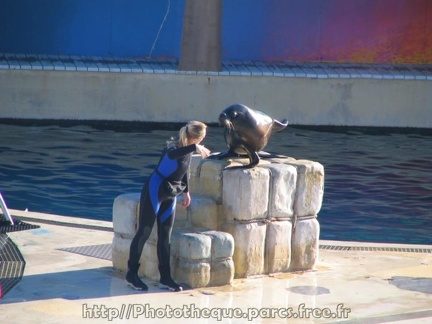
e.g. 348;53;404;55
112;154;324;288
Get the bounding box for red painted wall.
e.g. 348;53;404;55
241;0;432;63
321;0;432;63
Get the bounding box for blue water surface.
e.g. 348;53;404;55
0;122;431;244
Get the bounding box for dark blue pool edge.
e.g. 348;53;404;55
1;118;432;135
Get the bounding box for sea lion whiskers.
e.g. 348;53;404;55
223;119;233;130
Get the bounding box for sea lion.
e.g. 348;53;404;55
210;104;288;169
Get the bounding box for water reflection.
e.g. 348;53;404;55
0;123;431;244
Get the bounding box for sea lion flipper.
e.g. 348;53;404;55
246;150;260;168
224;147;259;170
272;119;289;132
207;150;239;160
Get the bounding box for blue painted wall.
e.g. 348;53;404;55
0;0;184;58
1;0;431;63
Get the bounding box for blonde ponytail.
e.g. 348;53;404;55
167;121;207;148
178;126;189;146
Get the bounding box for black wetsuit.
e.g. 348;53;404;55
128;143;197;281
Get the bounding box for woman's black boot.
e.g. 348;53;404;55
159;265;182;292
125;261;148;291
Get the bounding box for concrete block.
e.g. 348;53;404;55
111;234;130;272
173;259;211;288
112;193;140;237
222;167;270;221
189;196;221;230
202;230;234;259
209;258;234;286
189;155;227;202
265;220;292;273
262;163;297;219
268;156;298;165
204;231;235;286
290;160;324;217
222;221;267;277
171;230;234;287
172;232;212;260
290;218;320;271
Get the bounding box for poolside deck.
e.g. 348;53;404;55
1;209;431;323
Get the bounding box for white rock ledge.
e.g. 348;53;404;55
112;154;324;287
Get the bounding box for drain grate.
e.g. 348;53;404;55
59;244;431;261
0;234;26;298
58;243;112;260
13;216;113;232
320;244;432;253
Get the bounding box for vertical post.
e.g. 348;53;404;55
0;193;14;225
179;0;222;71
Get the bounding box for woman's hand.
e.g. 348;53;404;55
196;144;211;158
182;192;191;207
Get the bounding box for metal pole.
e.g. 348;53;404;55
0;193;14;226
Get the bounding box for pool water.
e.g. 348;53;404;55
0;122;431;245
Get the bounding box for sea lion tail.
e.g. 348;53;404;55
272;119;289;132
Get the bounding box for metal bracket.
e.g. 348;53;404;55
0;193;14;226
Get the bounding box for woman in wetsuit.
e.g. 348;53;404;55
126;121;210;292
